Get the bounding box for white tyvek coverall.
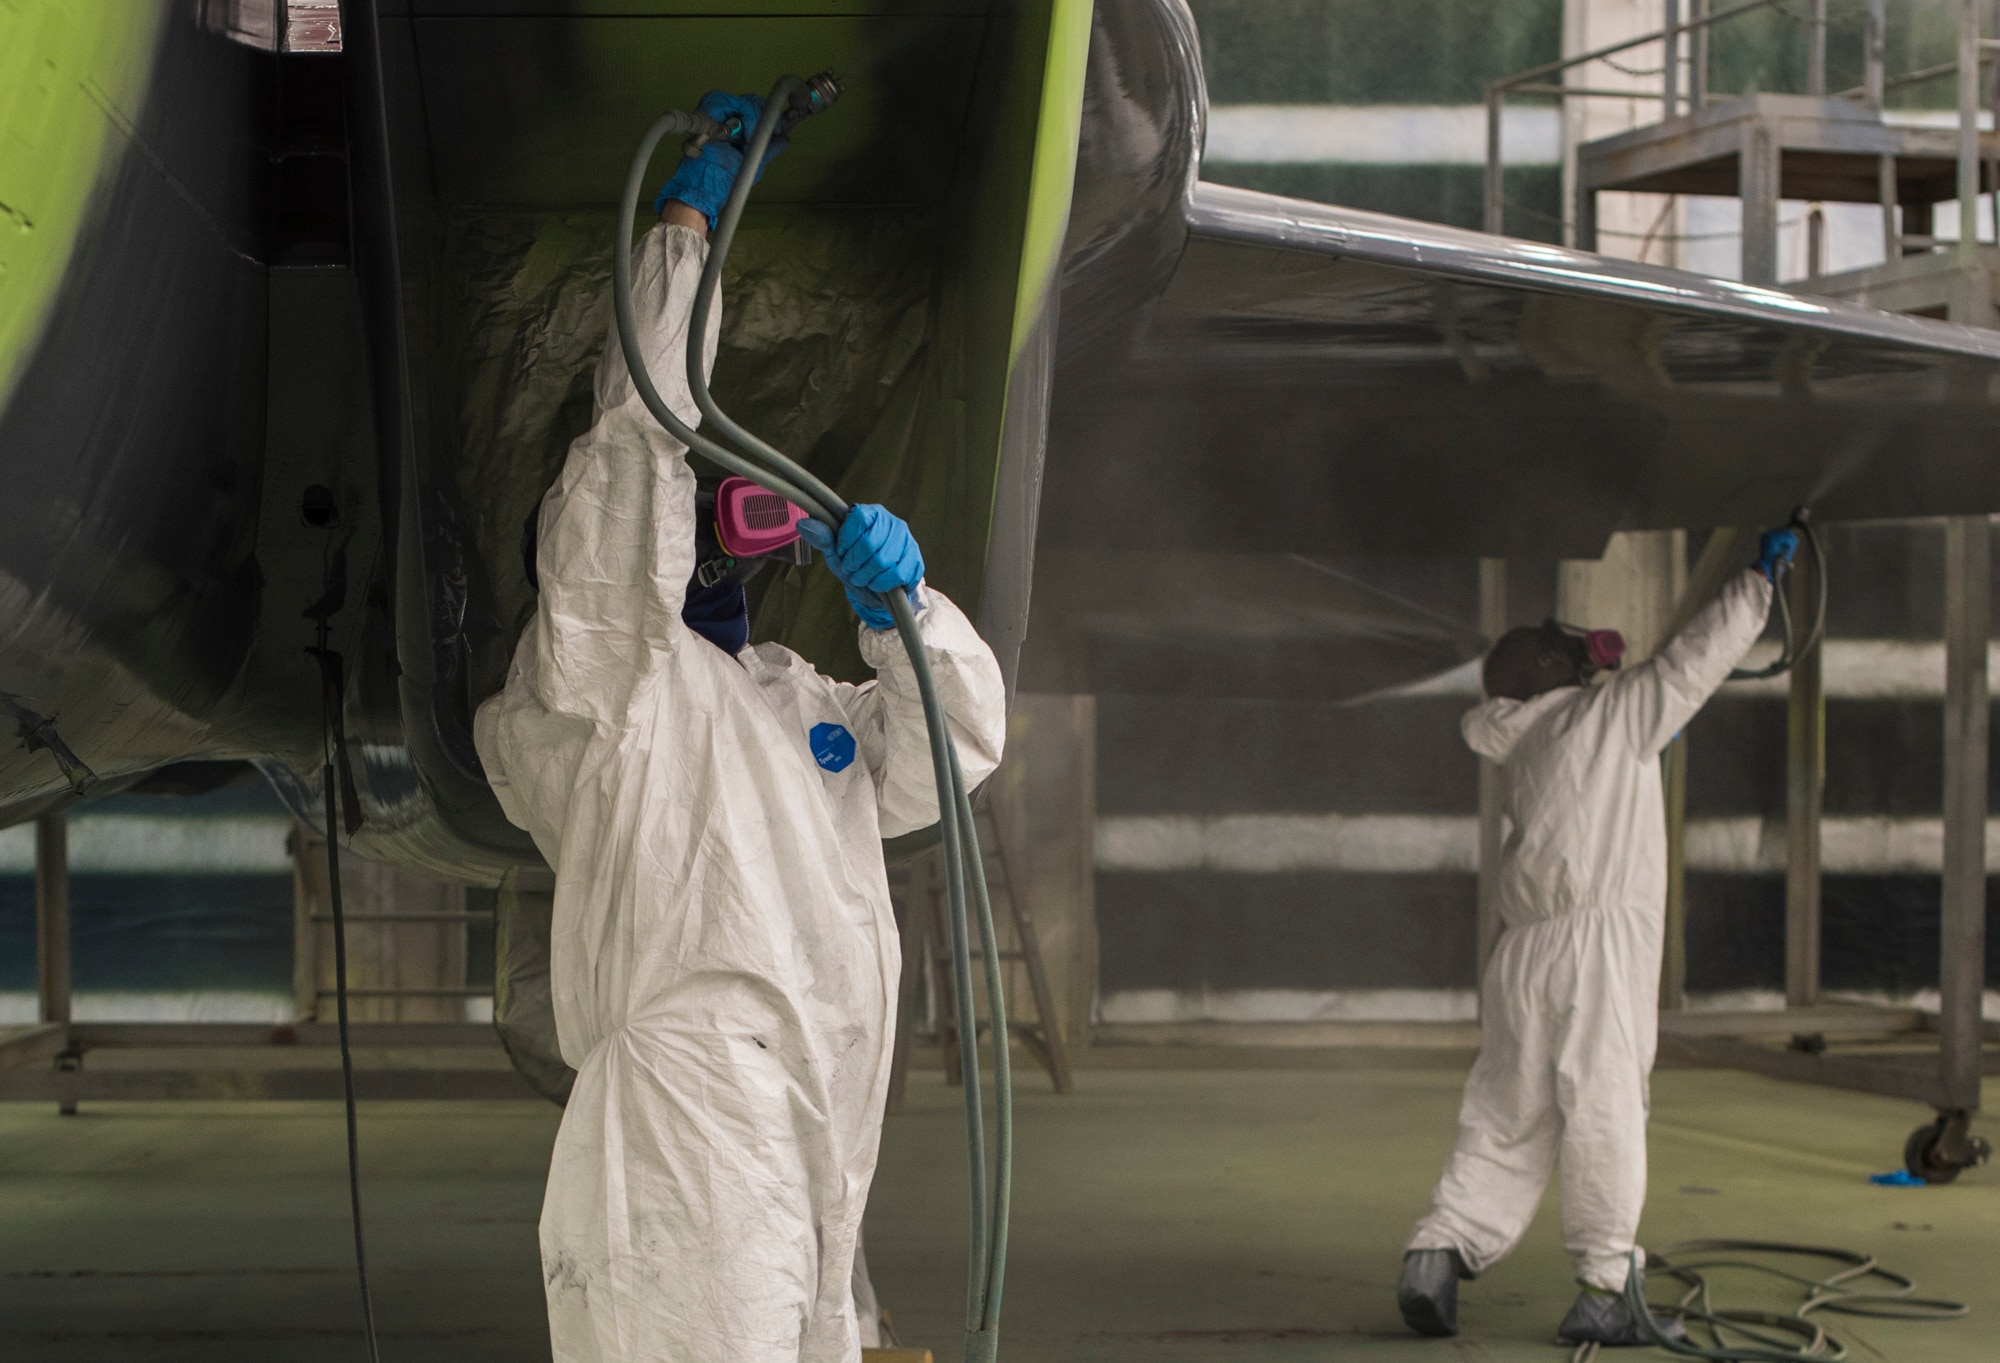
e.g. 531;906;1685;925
473;223;1007;1363
1408;569;1773;1290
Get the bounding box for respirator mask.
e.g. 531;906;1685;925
692;476;812;587
1545;619;1627;678
1483;619;1627;701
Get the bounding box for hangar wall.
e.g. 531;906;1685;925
1082;0;2000;1032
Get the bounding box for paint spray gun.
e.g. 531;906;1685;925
671;71;845;157
1730;505;1825;681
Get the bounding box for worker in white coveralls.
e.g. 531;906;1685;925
1396;526;1798;1347
474;90;1007;1363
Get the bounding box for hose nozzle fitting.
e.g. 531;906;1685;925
782;71;844;133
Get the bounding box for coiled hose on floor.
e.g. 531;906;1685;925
613;77;1013;1363
1567;1241;1969;1362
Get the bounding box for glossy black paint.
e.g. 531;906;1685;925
1053;0;1203;370
343;0;541;872
0;8;272;817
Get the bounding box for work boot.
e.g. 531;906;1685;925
1396;1248;1469;1338
1555;1283;1690;1348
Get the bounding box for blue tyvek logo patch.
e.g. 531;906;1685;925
809;722;856;773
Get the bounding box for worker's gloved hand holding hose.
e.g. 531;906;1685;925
616;78;1013;1363
651;90;789;229
1730;512;1824;682
1755;527;1799;583
799;505;927;630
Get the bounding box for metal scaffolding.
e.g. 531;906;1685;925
0;810;530;1107
1486;0;2000;276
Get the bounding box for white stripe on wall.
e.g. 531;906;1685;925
0;992;491;1026
1100;987;1478;1025
1379;640;1999;701
1882;109;1997;131
1101;813;1481;874
1206;104;1562;166
1722;639;1972;699
0;991;296;1025
1098;986;2000;1025
1098;813;2000;876
0;815;295;875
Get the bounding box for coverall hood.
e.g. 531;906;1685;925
1460;688;1574;764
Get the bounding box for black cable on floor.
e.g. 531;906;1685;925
322;759;382;1363
311;573;383;1363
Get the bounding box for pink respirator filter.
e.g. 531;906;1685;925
1584;629;1627;669
714;477;809;558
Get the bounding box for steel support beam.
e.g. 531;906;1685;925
34;814;76;1115
1808;0;1827;98
1574;176;1598;254
1660;1035;1987;1105
1477;559;1507;982
291;820;318;1022
1962;0;1983;255
1865;0;1888;107
0;1023;68;1075
1990;0;2000;252
1484;87;1505;235
1939;514;1989;1113
1661;527;1749;1017
1880;153;1901;259
1785;553;1825;1009
1740;118;1781;284
35;813;71;1026
1661;1004;1923;1039
64;1021;503;1049
0;1066;539;1103
1690;0;1710;107
1664;0;1682;118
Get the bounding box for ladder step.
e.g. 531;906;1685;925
911;812;1076;1096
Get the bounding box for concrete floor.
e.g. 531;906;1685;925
1;1064;1995;1361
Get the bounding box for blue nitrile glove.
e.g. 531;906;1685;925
1756;527;1800;582
797;504;925;632
652;90;789;229
1870;1169;1928;1186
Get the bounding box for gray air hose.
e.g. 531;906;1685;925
613;76;1013;1363
1594;1242;1968;1363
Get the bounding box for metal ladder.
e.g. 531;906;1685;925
289;822;492;1023
889;803;1073;1105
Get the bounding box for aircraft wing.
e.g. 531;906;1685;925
1042;181;2000;563
1032;0;2000;705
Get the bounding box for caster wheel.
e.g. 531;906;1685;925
1904;1119;1993;1185
1905;1121;1961;1184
